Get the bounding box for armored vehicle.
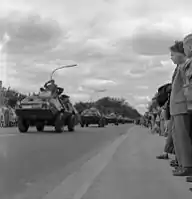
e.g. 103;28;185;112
105;113;119;125
15;86;76;133
117;115;125;124
80;107;105;127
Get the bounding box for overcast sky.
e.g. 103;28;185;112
0;0;192;113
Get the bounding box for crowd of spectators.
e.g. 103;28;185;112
146;33;192;185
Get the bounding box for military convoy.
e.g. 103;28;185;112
12;65;134;132
15;86;131;132
80;110;132;127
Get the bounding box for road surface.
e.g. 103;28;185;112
82;126;192;199
0;124;132;199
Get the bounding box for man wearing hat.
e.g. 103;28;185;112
182;34;192;182
44;79;58;97
169;40;192;177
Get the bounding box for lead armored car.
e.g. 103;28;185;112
15;85;76;133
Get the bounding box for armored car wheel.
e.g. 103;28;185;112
98;119;105;127
55;113;64;133
36;122;44;132
68;115;75;132
18;117;29;133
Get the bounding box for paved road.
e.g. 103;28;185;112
82;126;192;199
0;124;132;199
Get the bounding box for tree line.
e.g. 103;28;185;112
74;97;141;119
0;87;141;119
0;87;26;107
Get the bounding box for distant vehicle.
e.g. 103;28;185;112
123;117;133;124
80;107;105;127
117;115;125;124
105;113;118;125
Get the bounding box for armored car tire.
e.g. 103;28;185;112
98;119;101;127
18;117;29;133
36;122;44;132
55;113;64;133
68;115;75;132
98;119;105;127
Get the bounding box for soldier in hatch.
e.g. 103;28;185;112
44;80;64;98
44;80;58;96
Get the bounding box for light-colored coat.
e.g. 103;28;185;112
170;59;192;167
170;63;188;116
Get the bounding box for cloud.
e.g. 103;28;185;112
1;12;64;55
136;85;149;89
126;70;145;78
136;104;147;108
131;24;181;56
133;95;151;102
70;93;90;102
81;78;116;89
1;0;192;113
0;33;10;48
78;85;107;93
135;103;148;114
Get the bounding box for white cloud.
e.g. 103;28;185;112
136;85;149;89
125;70;145;78
0;0;191;113
81;78;116;89
69;93;90;102
136;104;147;108
136;103;147;114
133;95;151;102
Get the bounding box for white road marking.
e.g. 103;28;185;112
43;126;134;199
